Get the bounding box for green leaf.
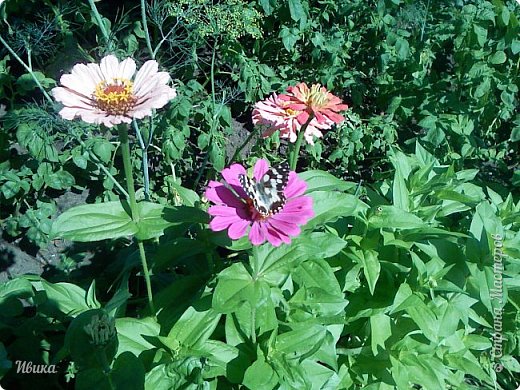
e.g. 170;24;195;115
0;277;34;305
395;38;410;59
213;263;257;313
41;281;99;317
86;280;101;309
135;203;208;241
46;170;75;190
289;287;348;318
92;139;114;163
500;355;520;373
51;201;206;242
144;358;206;389
258;0;273;15
489;51;506;64
358;250;380;295
279;27;299;51
288;0;306;22
167;307;221;350
392;164;409;211
299;170;356;193
512;40;520;55
111;352;146;390
370;313;391;355
275;325;327;360
209;142;225;171
368;205;425;229
115;317;160;357
294;232;347;259
445;353;488;380
243;359;278;390
168;182;200;206
15;72;55;92
500;5;510;25
50;201;136;241
294;257;343;296
473;24;487;47
251;242;312;285
306;191;368;230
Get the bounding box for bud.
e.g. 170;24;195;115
84;313;116;347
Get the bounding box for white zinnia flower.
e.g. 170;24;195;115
52;55;177;127
0;104;6;118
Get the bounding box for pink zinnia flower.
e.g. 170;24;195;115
279;82;348;126
252;93;335;145
205;159;314;246
52;55;177;127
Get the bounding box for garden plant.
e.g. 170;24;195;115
0;0;519;389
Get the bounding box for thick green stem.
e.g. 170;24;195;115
140;0;154;58
88;0;111;49
132;120;150;201
289;128;306;171
193;43;218;189
289;115;314;171
0;35;53;104
138;241;156;316
118;126;155;318
118;127;138;218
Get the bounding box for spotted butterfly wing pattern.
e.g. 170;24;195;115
238;162;290;217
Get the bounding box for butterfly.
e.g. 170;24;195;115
238;161;290;217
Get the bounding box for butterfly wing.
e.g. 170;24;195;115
239;162;290;217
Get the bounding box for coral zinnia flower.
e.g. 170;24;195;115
279;82;348;126
252;93;335;145
205;159;314;246
52;55;177;127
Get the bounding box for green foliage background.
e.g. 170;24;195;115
0;0;519;389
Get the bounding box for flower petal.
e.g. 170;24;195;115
99;55;120;81
267;218;301;237
133;60;159;94
228;219;250;239
221;164;248;198
210;215;240;231
253;159;270;181
249;222;267;245
118;57;137;80
284;172;307;198
205;182;244;208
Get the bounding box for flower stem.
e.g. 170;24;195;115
88;0;111;50
289;115;314;171
0;35;53;104
140;0;154;58
132;120;150;201
193;42;219;189
138;240;155;317
289;128;305;171
117;126;156;318
95;349;115;389
118;127;138;219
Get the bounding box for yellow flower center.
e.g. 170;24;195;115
285;108;298;116
305;84;330;108
93;78;136;115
